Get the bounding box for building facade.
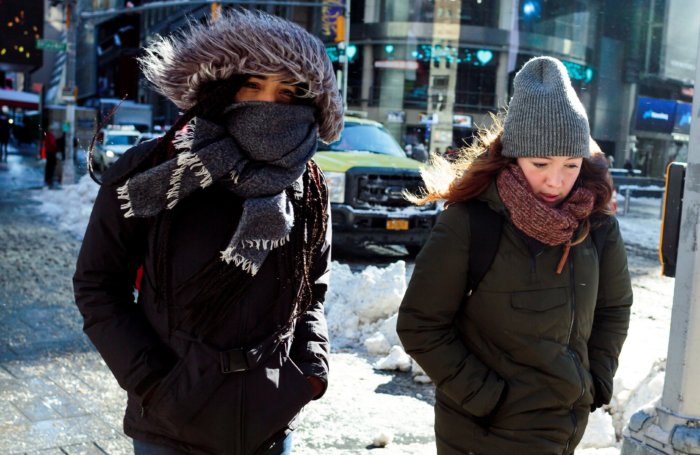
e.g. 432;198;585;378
60;0;700;177
339;0;698;177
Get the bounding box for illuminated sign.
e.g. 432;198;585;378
387;111;405;123
674;101;692;135
561;60;594;84
375;60;419;70
409;45;497;66
326;44;357;63
321;0;345;39
635;97;676;134
453;115;473;128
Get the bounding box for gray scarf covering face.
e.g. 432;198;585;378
116;101;318;275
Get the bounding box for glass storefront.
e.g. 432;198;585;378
378;0;499;27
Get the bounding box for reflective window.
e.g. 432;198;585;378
318;122;406;157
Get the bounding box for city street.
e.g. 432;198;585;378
0;146;438;454
0;144;674;454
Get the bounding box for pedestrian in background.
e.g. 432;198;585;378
53;132;68;187
74;9;342;455
42;128;58;187
0;115;10;161
397;56;632;455
412;142;428;163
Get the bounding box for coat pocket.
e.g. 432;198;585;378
510;288;568;312
243;350;315;453
145;343;228;438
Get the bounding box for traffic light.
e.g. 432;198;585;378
65;1;72;28
335;15;345;43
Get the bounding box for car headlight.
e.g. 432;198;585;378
325;172;346;203
105;150;115;158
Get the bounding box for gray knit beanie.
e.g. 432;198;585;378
138;9;343;143
502;56;590;158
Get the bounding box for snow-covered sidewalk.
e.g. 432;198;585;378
31;177;674;453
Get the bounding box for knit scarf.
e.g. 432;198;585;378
496;163;594;261
116;101;318;275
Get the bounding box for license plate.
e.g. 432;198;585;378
386;219;409;230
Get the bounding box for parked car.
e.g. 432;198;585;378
315;116;440;255
92;125;141;171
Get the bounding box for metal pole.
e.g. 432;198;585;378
622;25;700;455
63;0;77;184
342;0;350;109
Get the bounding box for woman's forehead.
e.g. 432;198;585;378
523;156;583;161
246;74;298;85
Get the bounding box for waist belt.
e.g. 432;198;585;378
174;327;294;374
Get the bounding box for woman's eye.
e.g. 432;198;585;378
532;163;547;168
566;164;580;169
243;82;259;89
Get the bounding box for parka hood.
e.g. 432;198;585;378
138;9;343;143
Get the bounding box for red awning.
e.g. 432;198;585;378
0;89;40;109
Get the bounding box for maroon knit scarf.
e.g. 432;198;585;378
496;164;595;247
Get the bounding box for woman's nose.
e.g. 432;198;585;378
250;88;278;103
545;170;563;188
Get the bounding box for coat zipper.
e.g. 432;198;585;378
563;253;585;454
236;296;249;454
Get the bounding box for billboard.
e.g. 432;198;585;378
0;0;44;71
674;101;692;135
635;97;676;134
321;0;345;41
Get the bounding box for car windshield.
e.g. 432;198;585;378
105;134;139;146
318;122;405;157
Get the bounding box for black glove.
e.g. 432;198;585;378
590;378;606;412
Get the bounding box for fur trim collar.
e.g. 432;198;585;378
138;9;343;143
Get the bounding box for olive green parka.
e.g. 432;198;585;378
397;183;633;455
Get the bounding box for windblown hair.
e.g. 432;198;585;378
138;8;343;143
409;114;614;243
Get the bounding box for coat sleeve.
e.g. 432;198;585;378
73;182;176;400
289;186;331;399
397;205;506;417
588;217;633;408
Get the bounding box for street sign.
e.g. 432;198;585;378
36;39;67;52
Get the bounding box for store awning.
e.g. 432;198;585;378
0;89;40;109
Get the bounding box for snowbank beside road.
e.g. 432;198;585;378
32;175;98;239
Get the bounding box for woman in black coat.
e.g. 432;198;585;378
73;10;343;455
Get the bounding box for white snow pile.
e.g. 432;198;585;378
36;178;674;452
325;261;406;350
31;174;99;239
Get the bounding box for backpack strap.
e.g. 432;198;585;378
466;203;611;295
590;215;613;261
466;199;503;296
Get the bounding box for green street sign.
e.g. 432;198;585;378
36;39;67;52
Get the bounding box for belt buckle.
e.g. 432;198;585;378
220;348;249;374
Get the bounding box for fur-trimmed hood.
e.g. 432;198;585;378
138;9;343;143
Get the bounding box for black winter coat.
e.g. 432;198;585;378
73;141;331;454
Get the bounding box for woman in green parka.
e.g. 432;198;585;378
397;56;633;455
